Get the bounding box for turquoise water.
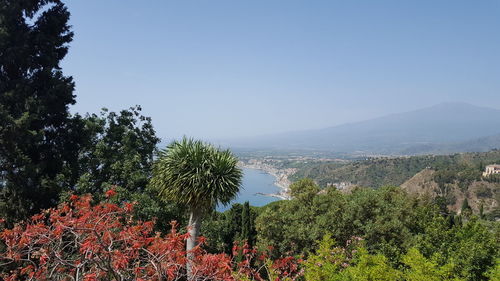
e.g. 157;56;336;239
217;168;280;211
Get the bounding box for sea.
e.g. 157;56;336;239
217;168;280;211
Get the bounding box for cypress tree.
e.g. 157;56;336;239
460;198;472;220
479;202;484;219
461;198;471;213
0;0;82;224
241;201;251;244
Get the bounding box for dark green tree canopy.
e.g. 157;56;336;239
76;106;160;194
290;178;320;202
0;0;79;223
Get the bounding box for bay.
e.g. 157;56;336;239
217;168;280;211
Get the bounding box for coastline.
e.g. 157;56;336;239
238;161;295;200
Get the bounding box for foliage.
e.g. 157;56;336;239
256;185;343;257
402;248;461;281
290;155;446;188
0;0;164;226
0;0;83;224
407;211;498;280
290;178;320;202
257;183;499;280
286;150;500;217
303;234;360;281
342;186;419;262
76;106;160;195
340;248;402;281
202;202;258;254
102;185;187;235
151;137;243;211
241;201;255;247
256;184;423;261
66;107;178;231
290;150;500;191
150;138;243;278
302;234;494;280
0;191;302;281
302;236;459;281
433;165;481;192
485;259;500;281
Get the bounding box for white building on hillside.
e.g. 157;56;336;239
483;164;500;177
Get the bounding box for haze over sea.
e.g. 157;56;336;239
217;168;279;211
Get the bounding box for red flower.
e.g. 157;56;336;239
105;188;117;198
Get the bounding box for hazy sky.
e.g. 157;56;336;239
62;0;500;140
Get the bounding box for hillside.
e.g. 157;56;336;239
290;156;435;188
401;169;499;215
288;150;500;215
226;103;500;155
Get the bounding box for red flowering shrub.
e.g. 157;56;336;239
0;191;302;281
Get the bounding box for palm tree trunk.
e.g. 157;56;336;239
186;207;202;280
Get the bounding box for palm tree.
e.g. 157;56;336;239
150;137;242;278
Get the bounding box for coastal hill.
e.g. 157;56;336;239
401;168;499;215
285;150;500;216
225;102;500;155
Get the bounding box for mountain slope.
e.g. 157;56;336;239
400;134;500;155
228;102;500;154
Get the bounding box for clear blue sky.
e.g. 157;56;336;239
62;0;500;140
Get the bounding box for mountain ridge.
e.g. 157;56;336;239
223;102;500;155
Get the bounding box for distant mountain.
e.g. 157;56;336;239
226;102;500;155
401;134;500;155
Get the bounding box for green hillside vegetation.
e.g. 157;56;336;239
291;156;431;188
291;150;500;188
401;168;499;216
288;150;500;217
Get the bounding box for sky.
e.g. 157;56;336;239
61;0;500;140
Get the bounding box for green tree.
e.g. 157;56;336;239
461;198;472;216
402;248;461;281
450;218;497;280
0;0;82;224
343;186;417;263
290;178;320;202
256;183;346;257
341;248;402;281
485;258;500;281
303;234;347;281
202;203;243;254
76;106;160;194
479;202;485;219
202;202;258;255
241;201;255;246
256;184;446;263
415;215;498;280
150;138;242;277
